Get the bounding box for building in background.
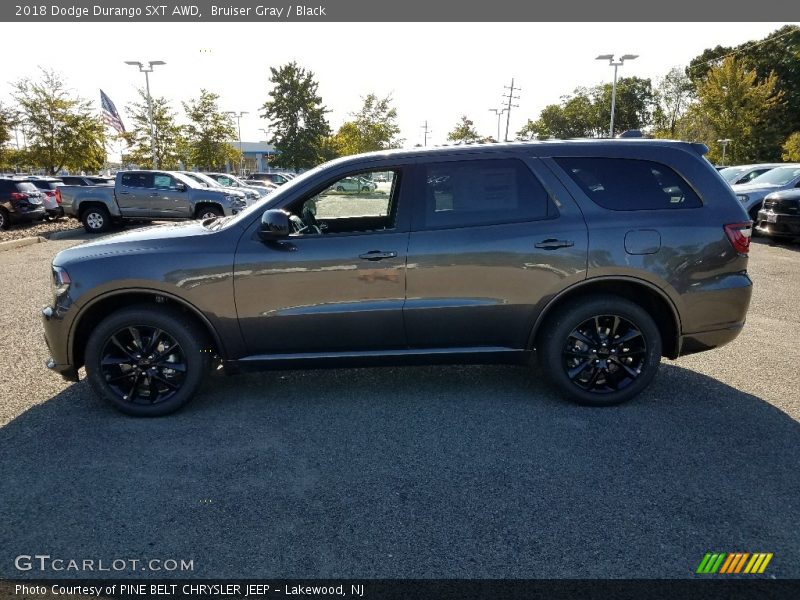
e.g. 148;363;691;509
236;142;279;174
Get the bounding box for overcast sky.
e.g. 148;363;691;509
2;22;795;153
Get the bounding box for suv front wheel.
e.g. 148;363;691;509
539;295;662;406
84;305;212;416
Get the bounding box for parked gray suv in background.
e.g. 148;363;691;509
42;140;753;416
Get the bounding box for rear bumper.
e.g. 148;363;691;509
10;206;46;223
679;323;745;356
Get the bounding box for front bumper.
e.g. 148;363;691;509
756;210;800;237
41;305;79;382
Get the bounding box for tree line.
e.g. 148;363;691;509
2;25;799;174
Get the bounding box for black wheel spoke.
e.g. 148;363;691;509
614;329;642;345
611;357;640;378
144;328;164;354
101;355;132;367
128;327;144;352
125;372;141;402
110;335;136;360
569;330;595;346
156;360;186;372
567;359;591;380
151;372;180;390
106;371;136;384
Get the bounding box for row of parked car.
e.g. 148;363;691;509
718;163;800;240
0;170;298;231
0;174;117;229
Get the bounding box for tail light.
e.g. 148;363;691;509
9;192;27;200
55;188;62;204
724;222;751;254
44;190;55;197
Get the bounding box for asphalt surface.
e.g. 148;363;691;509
0;234;798;579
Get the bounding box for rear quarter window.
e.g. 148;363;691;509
554;157;702;210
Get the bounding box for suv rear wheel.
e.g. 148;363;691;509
539;295;662;406
196;206;223;220
84;305;212;417
0;207;9;230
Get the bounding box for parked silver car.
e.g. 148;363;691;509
731;164;800;222
719;163;784;186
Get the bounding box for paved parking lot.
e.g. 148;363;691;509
0;235;798;578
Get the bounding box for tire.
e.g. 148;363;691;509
538;295;662;406
84;305;212;417
335;185;345;192
0;208;9;230
749;207;762;237
81;206;111;233
196;206;223;220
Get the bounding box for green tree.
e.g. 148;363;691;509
0;103;19;168
688;25;800;159
592;77;656;136
332;93;402;156
121;89;187;169
12;69;106;174
693;57;782;163
260;62;331;169
182;90;239;171
517;77;654;140
447;115;482;143
782;132;800;161
652;67;694;137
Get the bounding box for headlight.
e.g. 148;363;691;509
736;194;749;203
52;265;71;297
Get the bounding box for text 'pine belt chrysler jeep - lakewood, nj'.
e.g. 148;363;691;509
42;140;753;416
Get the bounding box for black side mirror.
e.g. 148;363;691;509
174;182;187;192
259;209;290;241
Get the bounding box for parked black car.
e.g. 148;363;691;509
42;140;753;416
0;178;46;229
755;189;800;239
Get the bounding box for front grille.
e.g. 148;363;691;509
763;197;800;214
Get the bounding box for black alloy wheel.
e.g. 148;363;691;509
539;295;662;406
85;305;211;416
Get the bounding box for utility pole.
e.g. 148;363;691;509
489;108;508;142
226;110;248;175
421;120;431;147
502;78;520;142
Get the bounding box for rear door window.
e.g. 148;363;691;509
121;173;153;188
419;158;552;229
554;157;702;210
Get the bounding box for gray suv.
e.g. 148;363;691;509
42;140;753;416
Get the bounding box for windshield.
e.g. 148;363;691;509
748;166;800;186
719;166;747;183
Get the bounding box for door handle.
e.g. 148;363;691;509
535;239;574;250
358;250;397;261
118;191;131;195
150;193;160;197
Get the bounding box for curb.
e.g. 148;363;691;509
0;236;47;252
46;228;87;241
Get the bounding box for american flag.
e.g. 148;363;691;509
100;89;125;133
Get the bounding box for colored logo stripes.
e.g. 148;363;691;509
696;552;773;574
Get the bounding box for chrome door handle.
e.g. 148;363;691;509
535;239;574;250
358;251;397;261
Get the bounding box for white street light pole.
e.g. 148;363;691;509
489;107;508;142
717;139;732;166
226;111;248;175
125;60;165;168
596;54;638;138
